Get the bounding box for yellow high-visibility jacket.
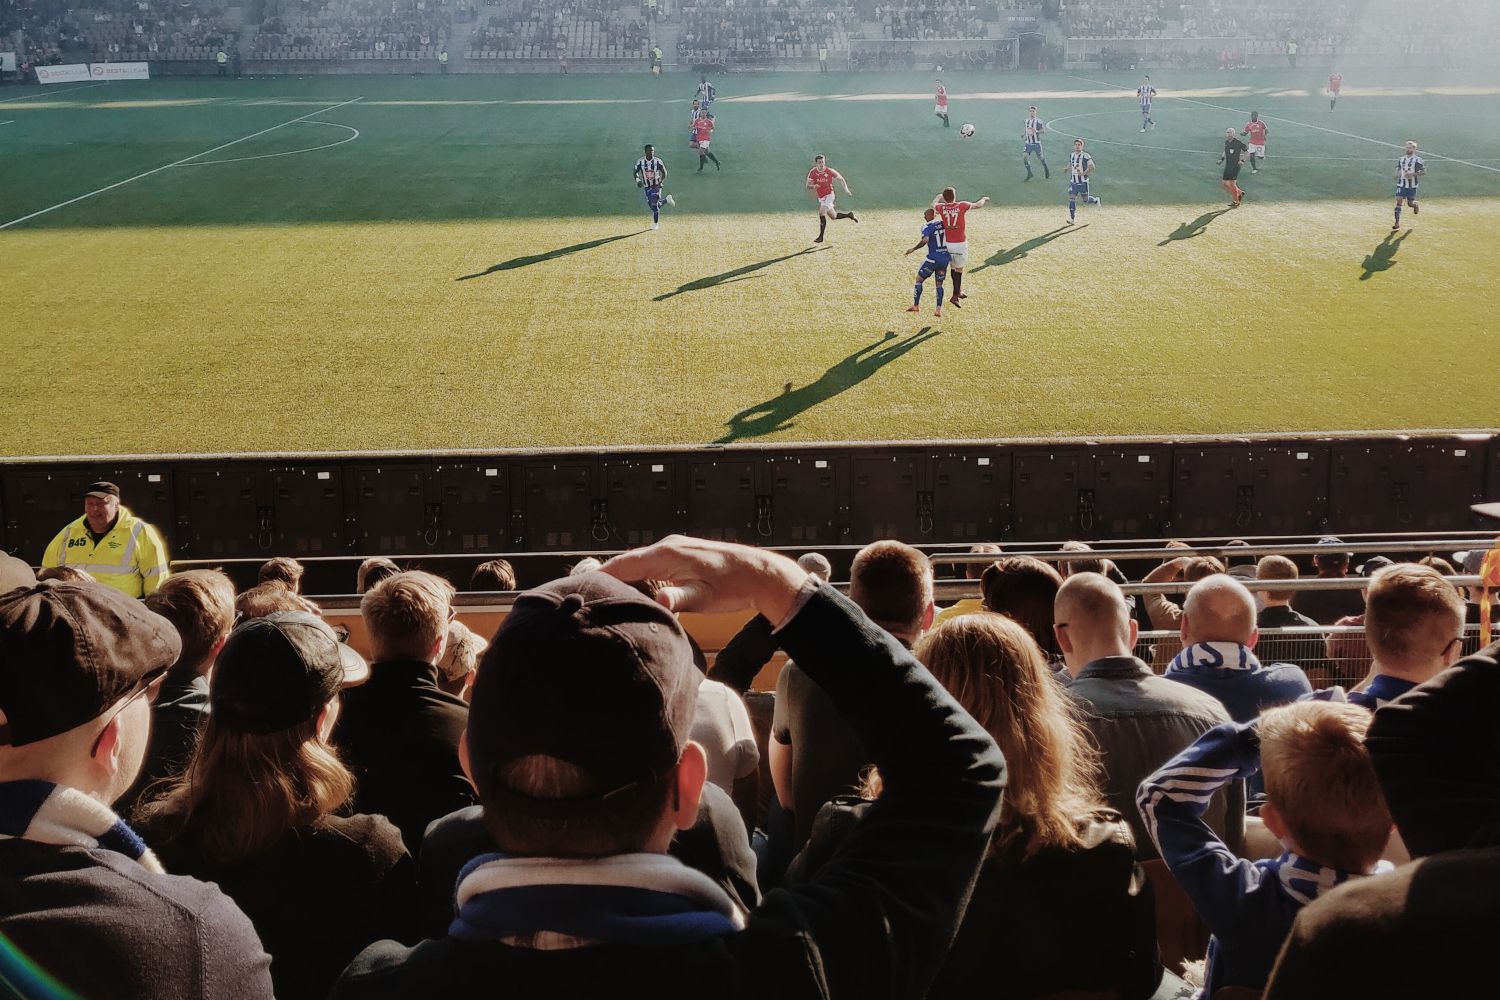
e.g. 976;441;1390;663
41;507;171;598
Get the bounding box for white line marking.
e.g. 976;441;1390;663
177;121;360;166
0;97;362;231
1067;74;1500;174
0;121;12;126
0;82;105;104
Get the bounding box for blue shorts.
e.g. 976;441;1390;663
919;257;950;280
644;185;663;209
1024;142;1043;154
1395;185;1419;200
1141;103;1153;113
1069;180;1090;197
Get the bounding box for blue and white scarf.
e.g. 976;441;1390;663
1167;640;1261;676
451;852;746;950
0;779;164;873
1275;850;1393;906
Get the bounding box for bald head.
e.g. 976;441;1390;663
1054;572;1137;674
1182;574;1258;645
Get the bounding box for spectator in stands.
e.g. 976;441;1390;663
980;555;1064;661
1056;573;1242;860
1254;555;1321;678
41;481;171;598
692;668;761;836
1164;575;1313;722
1347;564;1464;709
1058;540;1108;577
771;540;934;851
357;556;400;594
789;613;1163;999
1295;536;1366;625
1322;556;1391;686
36;565;94;583
1224;539;1258;581
436;619;486;699
0;581;275;999
1141;553;1227;631
333;537;1004;999
796;551;832;581
337;571;475;851
469;557;516;591
258;556;306;593
236;579;320;619
1452;545;1500;624
1141;700;1392;996
932;542;1001;626
139;611;410;1000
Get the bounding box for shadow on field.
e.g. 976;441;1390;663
455;232;640;281
1158;209;1231;246
1359;230;1410;281
971;225;1086;272
714;328;941;443
655;246;830;300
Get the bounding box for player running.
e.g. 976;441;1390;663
904;208;951;317
1065;138;1101;224
1138;76;1157;132
1023;106;1050;181
934;79;950;128
931;187;989;307
1328;71;1343;112
1241;111;1267;173
692;114;720;172
688;99;704;146
696;76;716;113
1393;140;1424;230
806;153;857;243
1219;128;1248;207
633;144;676;230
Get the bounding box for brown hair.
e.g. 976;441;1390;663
257;557;305;592
1183;556;1227;581
964;543;1003;580
470;558;517;591
1364;564;1465;669
916;615;1102;855
1416;555;1456;578
36;566;94;584
485;755;673;858
1059;540;1106;578
144;570;236;675
234;581;311;621
1259;701;1391;872
849;540;933;637
1256;555;1299;603
356;557;400;594
361;571;454;661
138;714;354;864
981;556;1064;659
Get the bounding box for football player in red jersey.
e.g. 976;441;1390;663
931;186;989;306
806;154;856;243
1241;112;1268;173
692;115;720;172
1328;72;1343;112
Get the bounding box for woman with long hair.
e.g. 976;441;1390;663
138;612;414;1000
789;614;1164;999
980;555;1065;661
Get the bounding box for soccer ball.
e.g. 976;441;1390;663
959;123;976;138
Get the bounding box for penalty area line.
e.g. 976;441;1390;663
0;82;106;104
0;96;362;231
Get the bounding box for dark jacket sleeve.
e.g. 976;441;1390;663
1365;641;1500;857
744;583;1006;1000
197;883;276;1000
707;613;778;694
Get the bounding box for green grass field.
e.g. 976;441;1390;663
4;70;1498;456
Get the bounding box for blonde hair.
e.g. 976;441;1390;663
1256;554;1300;603
361;571;454;661
234;580;309;621
1364;563;1464;669
915;615;1103;856
438;619;488;685
257;556;305;592
145;569;236;674
1259;701;1391;872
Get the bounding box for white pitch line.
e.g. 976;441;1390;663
1066;74;1500;175
178;121;360;166
0;82;105;104
0;96;362;231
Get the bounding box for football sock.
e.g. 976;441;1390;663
708;152;720;169
819;216;827;239
1024;161;1033;177
913;282;923;306
951;271;963;298
1394;205;1402;225
835;212;853;220
1039;158;1049;176
1069;198;1076;221
651;207;659;223
936;284;945;307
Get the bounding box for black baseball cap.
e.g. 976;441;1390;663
211;612;368;734
467;572;700;814
84;482;121;499
1316;536;1352;559
0;581;181;746
0;553;35;595
1356;555;1395;577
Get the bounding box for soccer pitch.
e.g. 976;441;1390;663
3;70;1498;457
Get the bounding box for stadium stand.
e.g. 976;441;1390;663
254;0;452;63
677;0;851;68
469;0;648;62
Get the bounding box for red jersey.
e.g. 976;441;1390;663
935;84;948;108
1243;120;1267;145
807;165;841;198
692;117;714;143
934;200;971;243
1328;73;1342;92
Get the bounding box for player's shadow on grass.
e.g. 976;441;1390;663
714;328;941;444
1158;209;1231;246
970;224;1086;272
1359;230;1411;281
654;246;830;301
455;232;640;281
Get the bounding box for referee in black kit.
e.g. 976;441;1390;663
1218;127;1248;208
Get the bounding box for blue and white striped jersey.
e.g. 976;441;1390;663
1069;150;1094;181
634;156;667;187
1396;153;1425;187
1138;82;1156;105
1023;115;1045;142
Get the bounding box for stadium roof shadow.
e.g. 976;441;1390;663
456;231;641;280
1158;209;1231;245
654;245;830;300
1359;230;1411;280
715;327;941;443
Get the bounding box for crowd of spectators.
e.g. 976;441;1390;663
255;0;452;60
874;1;989;39
678;0;849;66
850;42;995;68
3;0;233;65
469;0;648;60
1059;0;1165;38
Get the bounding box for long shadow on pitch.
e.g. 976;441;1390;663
1359;230;1411;281
1158;209;1231;246
715;328;941;444
655;246;829;301
455;232;641;281
971;224;1087;272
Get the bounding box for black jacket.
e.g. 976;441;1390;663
119;671;210;818
336;657;477;851
332;583;1006;1000
0;839;273;1000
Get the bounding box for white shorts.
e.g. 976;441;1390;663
697;140;710;151
946;240;968;268
935;104;947;115
818;193;836;213
1249;143;1265;157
